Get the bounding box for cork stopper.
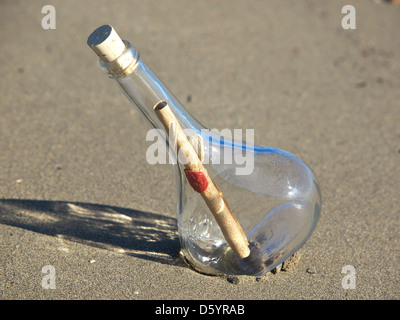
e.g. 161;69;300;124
87;25;126;63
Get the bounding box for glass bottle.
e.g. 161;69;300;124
88;25;321;276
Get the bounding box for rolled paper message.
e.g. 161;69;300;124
154;100;251;259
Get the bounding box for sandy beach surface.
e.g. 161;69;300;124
1;1;399;300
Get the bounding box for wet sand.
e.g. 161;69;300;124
0;0;399;300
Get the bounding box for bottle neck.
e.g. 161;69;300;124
97;40;263;170
99;41;203;133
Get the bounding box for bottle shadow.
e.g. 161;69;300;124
0;199;185;267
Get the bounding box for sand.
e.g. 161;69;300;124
0;0;399;300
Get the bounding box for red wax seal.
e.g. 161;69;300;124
184;169;209;193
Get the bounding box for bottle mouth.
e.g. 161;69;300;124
87;25;126;63
99;41;140;79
